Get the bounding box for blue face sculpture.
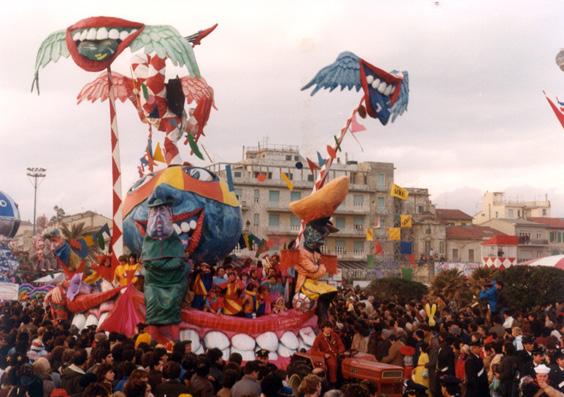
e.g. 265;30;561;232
122;165;242;264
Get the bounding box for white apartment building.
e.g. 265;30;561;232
473;192;551;224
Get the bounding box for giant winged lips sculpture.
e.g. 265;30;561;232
32;16;205;268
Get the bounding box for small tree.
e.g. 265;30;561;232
496;266;564;312
50;205;66;224
431;269;473;307
366;277;428;304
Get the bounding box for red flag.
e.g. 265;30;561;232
374;241;383;255
544;92;564;128
326;145;337;159
306;157;320;171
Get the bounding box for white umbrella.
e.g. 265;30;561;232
33;272;64;284
519;255;564;270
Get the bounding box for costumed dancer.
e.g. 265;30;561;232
222;271;243;316
311;322;345;386
191;262;213;310
141;193;190;342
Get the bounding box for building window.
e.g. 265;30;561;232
417;205;424;214
290;215;301;231
307;174;314;182
425;226;431;235
377;173;386;189
335;240;345;255
353;241;364;256
234;189;242;200
452;248;459;261
377;197;385;211
286;173;293;180
336;216;346;230
268;214;279;228
439;241;445;254
285;155;292;161
254;189;260;203
542;209;547;216
468;249;475;262
290;191;301;201
495;211;499;218
294;155;300;161
269;190;280;203
234;171;242;178
508;209;514;218
253;213;259;228
425;240;432;254
354;216;364;231
518;210;521;217
353;194;364;207
550;231;555;242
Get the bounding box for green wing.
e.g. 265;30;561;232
32;30;70;93
130;25;201;77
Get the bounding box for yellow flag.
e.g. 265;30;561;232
84;235;94;247
388;227;401;241
366;228;373;241
153;142;165;163
390;183;409;200
280;172;294;191
400;215;412;228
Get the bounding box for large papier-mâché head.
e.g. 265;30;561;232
123;165;242;263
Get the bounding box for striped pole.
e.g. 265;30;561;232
107;67;124;266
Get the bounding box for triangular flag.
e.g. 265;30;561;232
544;92;564;128
333;136;342;152
317;151;326;167
326;145;337;159
187;133;205;160
366;228;373;241
374;241;383;255
306;157;320;171
350;112;367;133
153;142;165;163
280;172;294;191
367;254;374;268
388;227;401;241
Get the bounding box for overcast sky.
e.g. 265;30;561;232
1;0;563;222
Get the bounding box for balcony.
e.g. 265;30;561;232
518;236;548;246
240;200;249;211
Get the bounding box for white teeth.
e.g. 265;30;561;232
173;224;182;235
72;31;81;41
189;220;197;230
108;29;119;40
130;28;138;35
384;85;394;96
378;82;388;94
366;75;374;85
80;30;88;41
371;78;380;89
86;28;97;40
119;30;129;40
96;27;108;40
181;222;190;233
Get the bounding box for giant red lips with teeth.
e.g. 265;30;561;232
66;16;144;72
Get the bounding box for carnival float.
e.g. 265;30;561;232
32;16;410;367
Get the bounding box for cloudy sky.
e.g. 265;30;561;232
1;0;563;222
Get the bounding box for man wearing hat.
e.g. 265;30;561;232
534;364;564;397
549;350;564;393
311;322;345;386
522;346;547;379
518;335;536;379
465;340;489;397
440;375;461;397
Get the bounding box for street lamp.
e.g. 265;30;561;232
26;167;47;235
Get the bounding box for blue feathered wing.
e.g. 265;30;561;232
301;51;362;95
390;70;409;122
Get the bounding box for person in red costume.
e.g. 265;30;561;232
311;322;345;386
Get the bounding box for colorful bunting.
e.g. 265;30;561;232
317;151;326;167
400;215;412;228
367;254;374;268
374;241;383;255
225;164;235;192
390;183;409;200
399;241;413;254
544;91;564;128
388;227;401;241
280;172;294;191
365;228;373;241
326;145;337;159
187;133;204;160
153;142;165;163
350;113;367;133
256;173;267;182
306;158;320;172
333;136;342;152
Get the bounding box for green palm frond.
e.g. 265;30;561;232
34;30;69;72
130;25;201;77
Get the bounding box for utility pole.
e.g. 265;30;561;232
26;167;46;235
